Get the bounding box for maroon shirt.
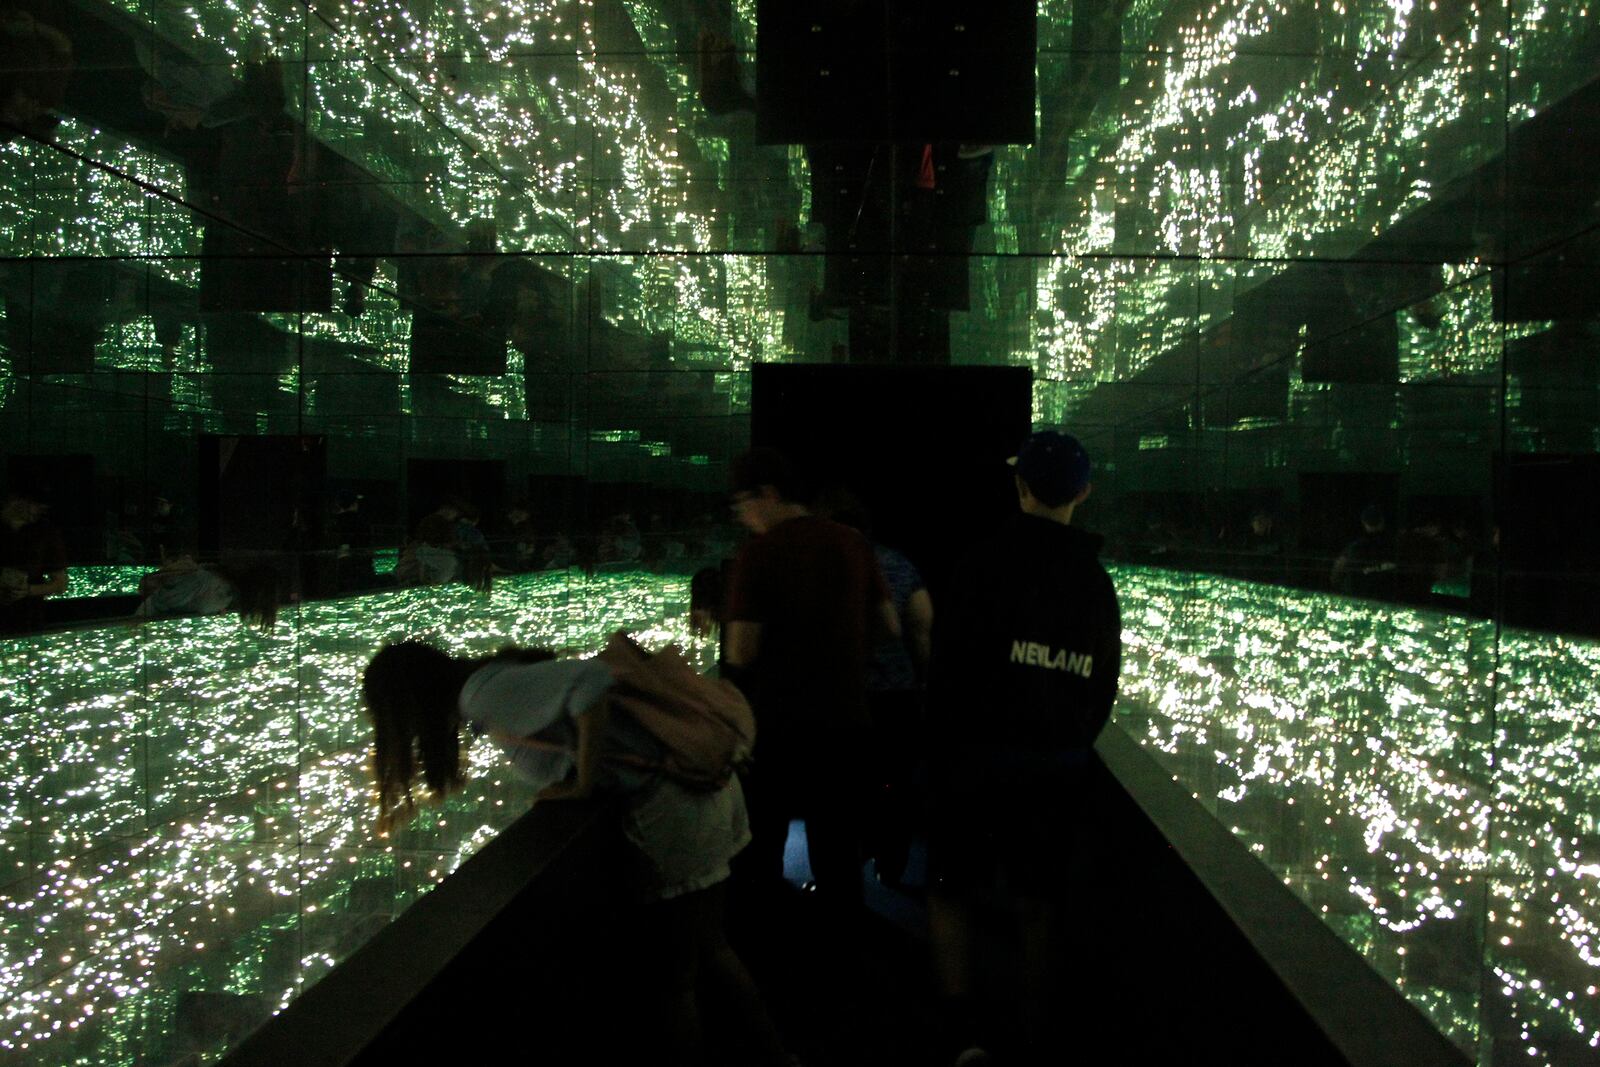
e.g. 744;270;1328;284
725;515;890;738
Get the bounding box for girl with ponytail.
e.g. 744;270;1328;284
360;639;795;1066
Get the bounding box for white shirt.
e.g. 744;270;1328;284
458;657;616;791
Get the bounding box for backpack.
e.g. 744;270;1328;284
595;631;756;790
491;632;756;792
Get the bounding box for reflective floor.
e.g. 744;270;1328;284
4;567;1599;1064
1113;566;1600;1061
0;569;702;1065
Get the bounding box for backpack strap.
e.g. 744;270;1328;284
487;731;732;789
488;730;676;780
487;731;570;755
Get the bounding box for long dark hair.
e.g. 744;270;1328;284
213;563;280;631
361;642;556;832
363;642;473;832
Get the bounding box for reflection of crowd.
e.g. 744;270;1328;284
1118;502;1495;613
134;557;279;630
0;462;1511;647
391;499;712;590
0;473;756;637
2;480;287;633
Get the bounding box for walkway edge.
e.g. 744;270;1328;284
1097;723;1473;1067
219;800;609;1067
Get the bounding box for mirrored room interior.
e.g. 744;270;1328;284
1;0;1598;1064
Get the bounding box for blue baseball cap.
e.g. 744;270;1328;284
1008;431;1091;506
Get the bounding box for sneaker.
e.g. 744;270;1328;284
953;1049;992;1067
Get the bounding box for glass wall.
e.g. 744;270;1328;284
0;0;1596;1063
1044;0;1599;1063
0;572;702;1062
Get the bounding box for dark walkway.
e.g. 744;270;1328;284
728;763;1350;1067
347;767;1349;1067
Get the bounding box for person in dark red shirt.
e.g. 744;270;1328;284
722;448;899;920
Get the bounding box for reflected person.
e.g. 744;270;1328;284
0;486;67;633
329;491;376;594
397;500;463;586
134;558;279;630
812;486;933;886
1331;504;1398;599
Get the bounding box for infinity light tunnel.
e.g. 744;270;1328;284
1112;566;1600;1063
4;565;1595;1064
0;568;705;1065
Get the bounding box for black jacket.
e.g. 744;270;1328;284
930;515;1122;756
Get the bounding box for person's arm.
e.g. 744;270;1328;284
905;587;934;671
1088;583;1123;740
31;533;69;598
867;543;898;638
724;620;761;667
538;696;611;800
30;569;67;598
722;544;764;670
689;565;723;637
877;598;902;639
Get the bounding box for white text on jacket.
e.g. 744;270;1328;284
1010;641;1093;678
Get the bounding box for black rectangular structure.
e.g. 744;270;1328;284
750;363;1032;596
406;459;507;532
197;436;328;558
1496;452;1600;635
756;1;1037;144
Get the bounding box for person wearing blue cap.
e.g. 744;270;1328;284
924;430;1122;1067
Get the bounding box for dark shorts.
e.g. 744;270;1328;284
925;749;1094;898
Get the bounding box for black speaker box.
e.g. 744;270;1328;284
757;0;1036;144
